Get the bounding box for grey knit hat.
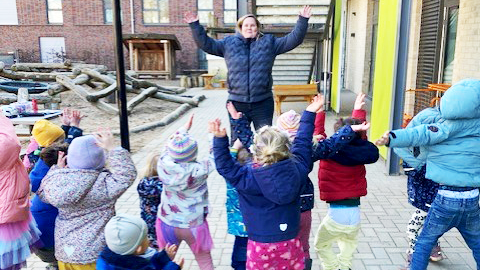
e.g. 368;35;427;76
104;214;148;255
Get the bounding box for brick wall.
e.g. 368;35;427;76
452;0;480;83
0;0;240;72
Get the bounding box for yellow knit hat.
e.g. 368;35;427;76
32;120;64;147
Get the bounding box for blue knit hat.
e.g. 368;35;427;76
68;135;106;170
167;131;198;163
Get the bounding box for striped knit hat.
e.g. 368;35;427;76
167;131;198;163
276;110;300;141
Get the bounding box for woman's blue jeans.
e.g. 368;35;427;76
411;194;480;270
228;97;274;144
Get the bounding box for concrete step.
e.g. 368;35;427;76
275;53;313;60
256;0;330;5
278;47;315;55
257;6;329;16
272;80;310;85
273;65;310;71
274;59;311;66
258;16;327;24
272;70;310;76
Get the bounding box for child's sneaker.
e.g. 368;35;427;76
429;244;445;262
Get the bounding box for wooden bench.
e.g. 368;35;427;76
273;84;318;115
201;74;215;90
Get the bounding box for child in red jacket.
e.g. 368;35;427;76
313;93;379;270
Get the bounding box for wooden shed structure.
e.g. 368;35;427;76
123;34;181;79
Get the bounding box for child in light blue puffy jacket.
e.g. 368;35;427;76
376;79;480;270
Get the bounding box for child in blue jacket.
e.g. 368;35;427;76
97;214;183;270
393;107;443;268
213;95;369;270
376;79;480;270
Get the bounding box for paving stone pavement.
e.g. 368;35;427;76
26;88;476;270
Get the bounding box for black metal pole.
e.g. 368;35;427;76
112;0;130;151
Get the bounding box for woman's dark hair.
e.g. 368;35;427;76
40;142;69;167
333;117;363;132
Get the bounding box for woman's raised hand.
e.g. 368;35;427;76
299;5;312;18
227;102;243;120
184;11;199;24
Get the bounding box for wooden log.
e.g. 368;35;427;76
0;68;75;81
180;75;188;88
17;88;29;102
125;74;185;94
71;63;107;72
48;74;90;95
127;88;205;106
11;62;72;72
86;83;117;102
82;68;138;93
82;68;116;85
113;104;193;134
126;87;158;113
0;94;61;105
56;75;118;115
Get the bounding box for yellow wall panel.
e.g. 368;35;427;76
370;1;400;158
330;0;342;112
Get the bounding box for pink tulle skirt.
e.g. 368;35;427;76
0;215;41;270
155;218;213;254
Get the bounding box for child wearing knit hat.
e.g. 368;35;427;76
97;214;183;270
38;129;137;270
26;109;84;270
155;114;216;270
24;108;84;172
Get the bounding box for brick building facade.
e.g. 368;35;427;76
0;0;253;72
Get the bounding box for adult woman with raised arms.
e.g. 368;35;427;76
185;6;312;137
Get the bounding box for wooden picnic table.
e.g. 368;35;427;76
273;84;318;115
201;74;216;90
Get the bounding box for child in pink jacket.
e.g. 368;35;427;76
0;111;41;270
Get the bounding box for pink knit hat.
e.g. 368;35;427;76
276;110;300;141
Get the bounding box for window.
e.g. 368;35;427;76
104;0;113;24
143;0;169;24
0;0;18;25
224;0;237;25
198;0;213;25
47;0;63;24
440;6;458;83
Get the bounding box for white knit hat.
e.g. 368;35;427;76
104;214;147;255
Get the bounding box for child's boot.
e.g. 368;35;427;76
429;243;444;262
304;258;312;270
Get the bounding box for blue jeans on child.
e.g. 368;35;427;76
411;191;480;270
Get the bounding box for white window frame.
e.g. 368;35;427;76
143;0;169;24
46;0;63;24
0;0;18;25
